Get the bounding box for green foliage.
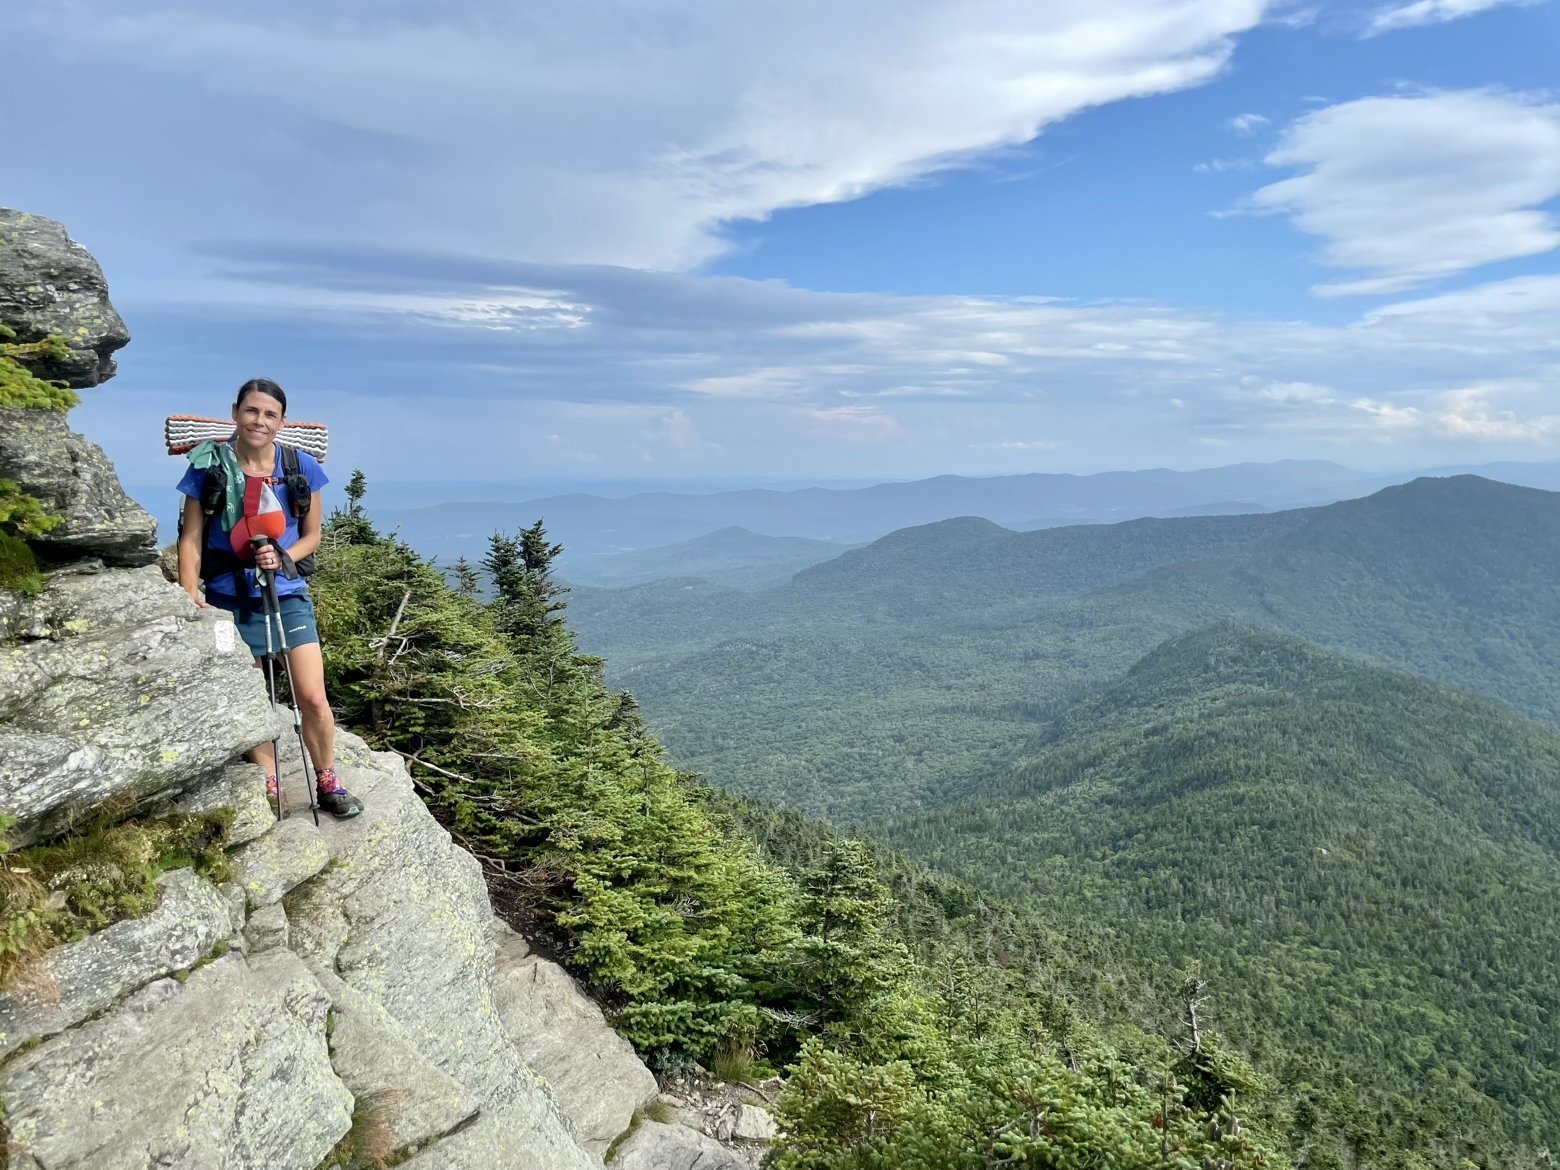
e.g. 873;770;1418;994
0;810;232;992
786;840;912;1039
0;478;62;593
326;467;380;547
773;1016;1274;1170
311;491;799;1060
0;480;61;540
878;626;1560;1164
0;531;44;595
711;1039;757;1084
482;520;569;651
310;479;1292;1170
0;325;78;411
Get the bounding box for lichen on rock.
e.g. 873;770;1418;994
0;209;128;390
0;212;707;1170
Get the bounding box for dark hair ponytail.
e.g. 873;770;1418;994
234;378;287;414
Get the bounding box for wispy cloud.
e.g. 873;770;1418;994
75;246;1560;485
1229;113;1270;134
1248;89;1560;296
1364;0;1540;36
20;0;1270;274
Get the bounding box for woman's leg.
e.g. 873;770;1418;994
283;639;335;776
247;657;280;802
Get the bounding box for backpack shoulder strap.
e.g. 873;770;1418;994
280;444;311;517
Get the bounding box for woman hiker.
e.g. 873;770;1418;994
175;377;363;818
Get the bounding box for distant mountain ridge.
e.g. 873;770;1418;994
572;475;1560;817
372;458;1378;562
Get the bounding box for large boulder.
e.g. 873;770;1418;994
0;564;281;845
0;208;128;388
284;732;599;1170
610;1121;756;1170
0;867;234;1058
493;921;659;1157
0;950;351;1170
0;408;157;565
0;208;154;565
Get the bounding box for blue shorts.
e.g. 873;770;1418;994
206;592;321;658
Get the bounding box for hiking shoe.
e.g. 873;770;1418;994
265;773;282;817
315;766;363;819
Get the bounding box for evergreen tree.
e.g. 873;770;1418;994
451;557;481;598
328;467;379;546
483;522;568;653
788;839;909;1036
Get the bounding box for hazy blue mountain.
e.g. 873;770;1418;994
1415;458;1560;492
561;526;853;589
369;459;1376;562
1158;499;1276;516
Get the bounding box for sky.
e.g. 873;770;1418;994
6;0;1560;492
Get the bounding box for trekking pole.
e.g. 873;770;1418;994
254;556;286;822
253;538;320;826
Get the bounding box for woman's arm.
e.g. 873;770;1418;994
286;490;325;561
177;495;210;607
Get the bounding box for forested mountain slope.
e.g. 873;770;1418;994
1092;475;1560;725
877;625;1560;1157
572;506;1313;662
572;476;1560;816
873;627;1560;1160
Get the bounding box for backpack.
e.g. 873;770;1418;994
187;443;317;585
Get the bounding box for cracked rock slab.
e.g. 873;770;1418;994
610;1120;757;1170
0;568;280;845
313;966;478;1153
285;731;597;1169
243;902;289;953
0;950;351;1170
0;867;234;1058
172;762;275;846
493;920;657;1158
397;1100;602;1170
231;814;330;910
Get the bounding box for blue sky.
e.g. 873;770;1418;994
7;0;1559;491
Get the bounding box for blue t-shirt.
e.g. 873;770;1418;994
176;443;329;600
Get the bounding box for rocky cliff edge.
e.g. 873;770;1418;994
0;212;770;1170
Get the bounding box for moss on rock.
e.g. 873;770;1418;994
0;325;78;412
0;809;234;992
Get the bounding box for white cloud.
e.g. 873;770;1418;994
1361;273;1560;320
1249;90;1560;296
1365;0;1540;36
1229;112;1270;134
22;0;1270;273
1431;384;1560;440
973;439;1061;450
803;405;901;439
1238;377;1337;403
